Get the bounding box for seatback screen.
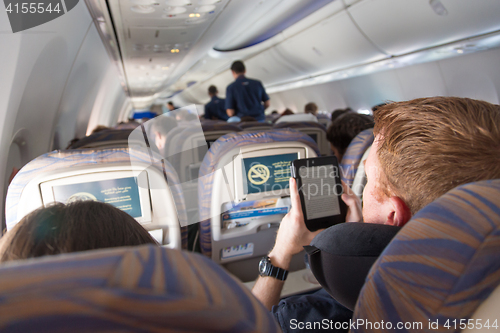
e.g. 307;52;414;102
307;133;318;143
52;177;142;218
242;153;298;194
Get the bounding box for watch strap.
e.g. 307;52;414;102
269;265;288;281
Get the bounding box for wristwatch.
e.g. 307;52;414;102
259;256;288;281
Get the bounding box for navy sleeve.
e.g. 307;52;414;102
204;104;212;119
225;85;235;110
260;81;270;102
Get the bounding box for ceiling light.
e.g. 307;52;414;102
131;5;155;13
171;49;180;53
197;0;219;4
429;0;448;16
357;109;373;116
189;13;201;17
164;6;187;14
165;0;191;6
162;66;169;70
196;5;215;12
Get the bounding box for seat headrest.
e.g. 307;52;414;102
201;122;242;132
0;245;280;332
68;129;134;149
273;121;326;131
305;223;401;311
353;179;500;331
340;128;374;187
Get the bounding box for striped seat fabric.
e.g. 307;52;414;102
0;245;280;332
352;179;500;333
198;129;320;257
339;128;374;187
201;122;242;132
6;148;188;249
239;122;273;130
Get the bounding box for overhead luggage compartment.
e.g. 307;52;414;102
244;10;387;86
348;0;500;56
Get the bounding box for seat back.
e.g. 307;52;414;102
171;123;243;183
68;129;146;150
273;121;329;155
352;179;500;332
275;113;318;124
339;128;374;188
0;245;280;332
316;113;331;128
113;121;140;130
198;129;319;281
239;122;273;131
6;148;187;249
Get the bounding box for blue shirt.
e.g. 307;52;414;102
226;75;269;121
205;96;229;121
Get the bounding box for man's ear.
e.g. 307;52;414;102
386;196;412;227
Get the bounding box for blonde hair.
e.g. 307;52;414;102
374;97;500;214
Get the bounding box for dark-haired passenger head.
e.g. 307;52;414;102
0;201;158;263
327;112;374;161
330;109;350;122
304;102;318;115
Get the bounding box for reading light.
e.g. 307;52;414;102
171;49;180;53
165;0;191;6
197;0;219;4
131;5;155;13
162;66;169;70
196;5;215;13
189;13;201;17
164;6;187;14
130;0;156;4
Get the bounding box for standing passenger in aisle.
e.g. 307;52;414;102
226;60;270;122
204;85;229;121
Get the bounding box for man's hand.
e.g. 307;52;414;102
252;177;321;310
268;177;322;269
341;180;363;222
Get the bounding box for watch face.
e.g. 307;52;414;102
259;257;268;275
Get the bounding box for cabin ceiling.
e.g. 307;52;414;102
103;0;500;108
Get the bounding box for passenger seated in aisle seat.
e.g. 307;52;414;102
0;201;157;263
304;102;318;116
327;112;374;161
251;97;500;332
150;114;178;155
330;108;350;122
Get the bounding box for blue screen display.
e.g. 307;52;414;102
52;177;142;218
242;153;298;195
